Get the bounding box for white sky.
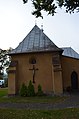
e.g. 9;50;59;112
0;0;79;53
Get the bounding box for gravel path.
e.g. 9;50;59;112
0;94;79;110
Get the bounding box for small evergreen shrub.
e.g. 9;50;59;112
37;84;44;96
19;83;27;97
4;78;8;87
66;86;71;93
27;80;35;97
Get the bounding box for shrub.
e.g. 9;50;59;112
4;78;8;87
27;80;35;97
66;86;71;93
19;83;27;97
37;84;44;96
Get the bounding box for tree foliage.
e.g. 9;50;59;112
0;48;11;78
22;0;79;18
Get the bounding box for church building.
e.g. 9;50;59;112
8;25;79;95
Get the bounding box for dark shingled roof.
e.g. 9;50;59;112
10;25;62;54
9;25;79;59
62;47;79;59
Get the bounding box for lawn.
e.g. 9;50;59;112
0;88;79;119
0;88;8;97
0;108;79;119
0;88;67;103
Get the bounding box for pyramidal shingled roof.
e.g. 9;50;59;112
10;25;62;54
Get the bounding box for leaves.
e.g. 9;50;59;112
0;49;11;75
23;0;28;4
64;0;79;13
32;0;57;18
56;0;64;7
22;0;79;18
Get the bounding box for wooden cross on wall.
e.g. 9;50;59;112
29;65;38;83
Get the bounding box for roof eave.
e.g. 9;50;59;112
9;49;62;55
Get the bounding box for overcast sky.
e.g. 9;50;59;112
0;0;79;53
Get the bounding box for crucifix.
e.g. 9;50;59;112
29;65;38;83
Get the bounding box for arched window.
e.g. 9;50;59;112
29;57;36;64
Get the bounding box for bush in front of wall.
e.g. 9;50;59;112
27;80;35;97
19;83;27;97
37;84;44;96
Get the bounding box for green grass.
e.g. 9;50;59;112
0;88;8;97
0;108;79;119
0;96;67;103
0;88;79;119
0;88;67;103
